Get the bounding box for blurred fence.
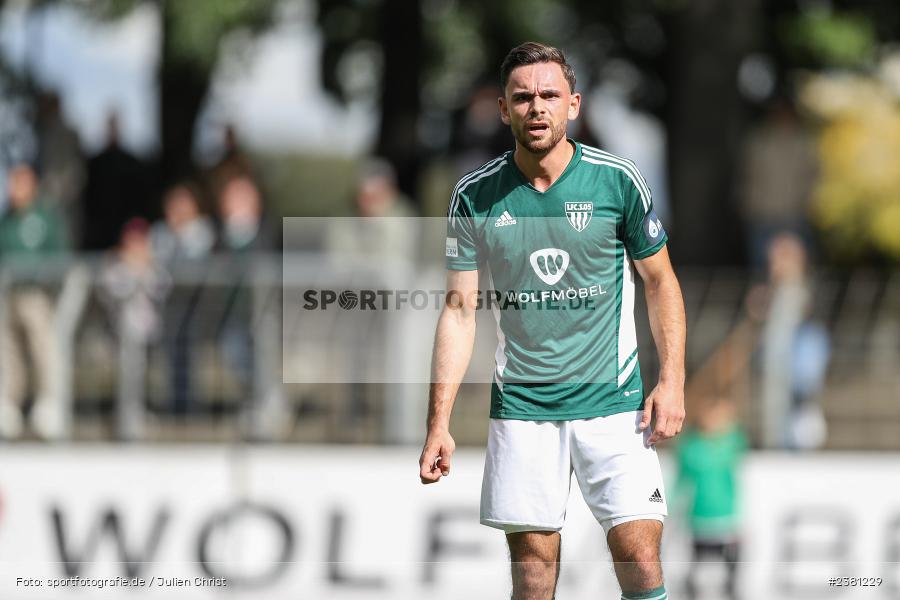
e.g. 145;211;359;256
1;255;898;448
675;266;900;450
0;255;285;443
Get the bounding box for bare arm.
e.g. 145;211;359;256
419;268;479;483
633;245;686;444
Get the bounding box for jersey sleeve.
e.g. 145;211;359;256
621;165;667;259
445;189;480;271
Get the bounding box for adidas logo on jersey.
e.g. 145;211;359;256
494;210;517;227
649;488;664;503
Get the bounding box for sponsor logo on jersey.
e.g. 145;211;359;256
565;201;593;232
445;237;458;258
649;488;664;503
643;210;665;242
494;210;517;227
529;248;570;285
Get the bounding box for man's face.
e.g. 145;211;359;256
7;166;37;210
164;188;199;231
499;62;580;155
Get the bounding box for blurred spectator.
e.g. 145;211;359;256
0;164;68;440
324;159;415;424
150;182;216;263
758;233;829;450
99;218;170;441
152;183;215;416
81;111;153;251
206;124;253;203
216;177;270;382
354;158;415;220
35;92;85;244
218;176;271;254
215;176;274;435
739;98;818;268
675;396;747;600
325;158;416;260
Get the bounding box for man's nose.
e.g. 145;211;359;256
529;98;547;115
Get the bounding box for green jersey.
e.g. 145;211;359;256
675;425;748;539
445;140;667;420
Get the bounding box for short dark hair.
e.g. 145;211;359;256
500;42;576;93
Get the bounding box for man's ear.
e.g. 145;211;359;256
568;92;581;121
499;97;511;125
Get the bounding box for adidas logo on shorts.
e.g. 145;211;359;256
649;488;664;503
494;210;517;227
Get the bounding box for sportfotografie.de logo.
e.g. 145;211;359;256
300;287;603;312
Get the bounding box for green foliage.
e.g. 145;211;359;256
803;74;900;262
76;0;277;69
76;0;139;20
423;0;574;107
783;9;876;68
165;0;276;69
316;0;381;103
421;3;488;108
319;0;596;110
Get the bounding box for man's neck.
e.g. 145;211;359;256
513;138;574;192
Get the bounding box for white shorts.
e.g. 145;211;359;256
480;410;667;535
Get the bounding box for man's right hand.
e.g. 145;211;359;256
419;429;456;484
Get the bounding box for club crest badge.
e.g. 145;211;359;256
565;202;593;232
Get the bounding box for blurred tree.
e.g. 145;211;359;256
315;0;759;263
373;0;423;201
658;0;763;265
316;0;424;200
768;0;900;263
77;0;278;186
801;70;900;262
7;0;900;262
0;0;37;172
18;0;882;263
316;0;646;201
0;67;36;173
156;0;276;185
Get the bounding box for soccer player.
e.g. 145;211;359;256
419;42;686;600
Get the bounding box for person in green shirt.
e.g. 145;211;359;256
675;396;748;600
0;163;69;440
0;164;67;259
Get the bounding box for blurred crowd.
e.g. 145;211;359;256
0;91;278;442
0;87;429;443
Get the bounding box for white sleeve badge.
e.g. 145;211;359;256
445;237;459;258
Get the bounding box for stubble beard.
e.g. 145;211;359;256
514;119;568;156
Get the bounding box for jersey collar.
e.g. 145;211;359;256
506;138;582;194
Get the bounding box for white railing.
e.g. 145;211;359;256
1;257;898;447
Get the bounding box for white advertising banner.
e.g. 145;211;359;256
0;446;898;599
